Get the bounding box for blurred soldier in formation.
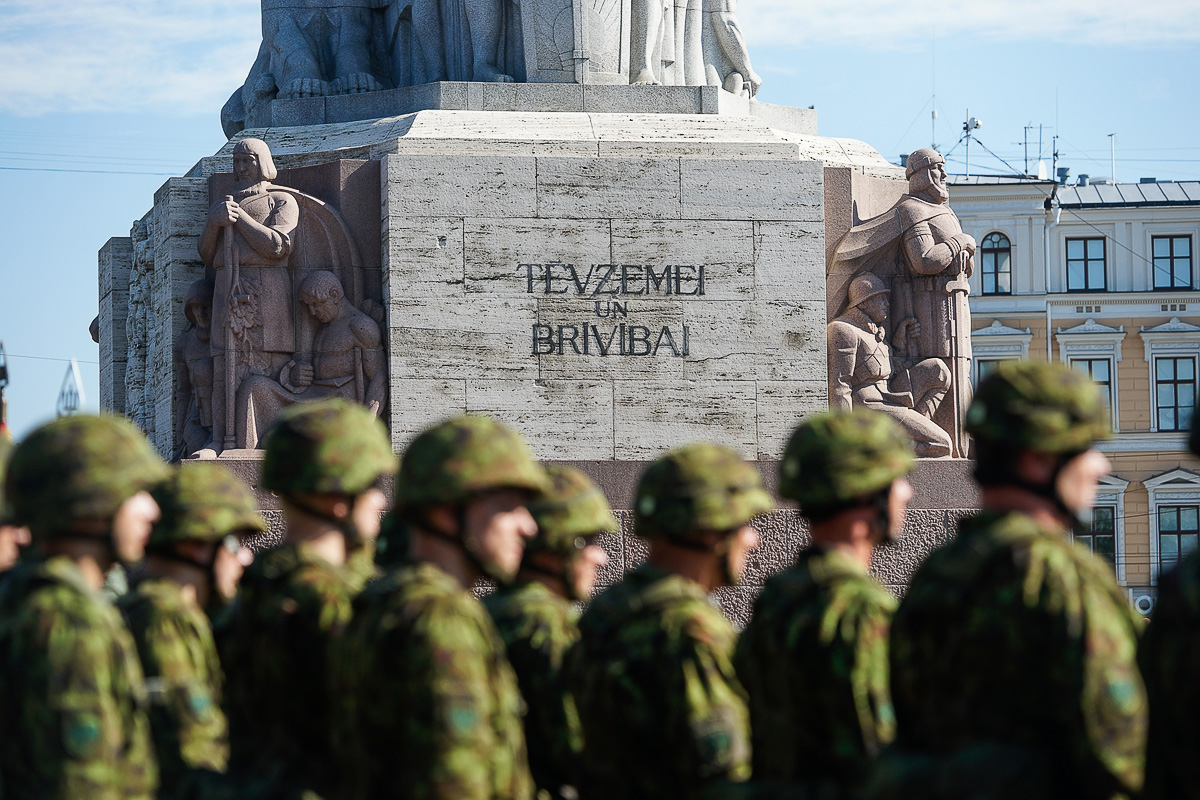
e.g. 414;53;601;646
736;409;914;797
872;361;1146;800
0;437;31;573
0;415;167;799
483;465;617;800
219;398;393;798
570;443;772;800
1139;398;1200;800
119;463;265;799
335;415;546;800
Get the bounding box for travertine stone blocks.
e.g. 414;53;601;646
98;237;133;414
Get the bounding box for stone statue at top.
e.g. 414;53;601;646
827;148;975;458
222;0;762;136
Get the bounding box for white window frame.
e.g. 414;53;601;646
971;321;1032;383
1056;318;1125;431
1145;468;1200;584
1082;476;1129;584
1140;318;1200;433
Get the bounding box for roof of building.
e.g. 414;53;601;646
947;173;1200;207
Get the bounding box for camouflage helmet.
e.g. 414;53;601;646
261;399;396;497
7;414;169;538
635;443;774;540
525;465;618;556
394;415;550;512
0;438;12;525
149;463;266;548
965;360;1110;454
780;409;915;512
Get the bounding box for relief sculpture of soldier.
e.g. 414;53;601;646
174;278;216;459
195;138;299;458
829;147;975;457
828;273;952;458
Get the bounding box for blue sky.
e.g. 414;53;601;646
1;0;1198;438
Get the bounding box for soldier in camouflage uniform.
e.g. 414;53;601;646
735;409;915;797
570;443;773;800
1138;400;1200;800
483;465;617;800
871;360;1146;800
119;463;266;799
334;415;547;800
0;414;168;799
0;437;32;573
218;398;394;799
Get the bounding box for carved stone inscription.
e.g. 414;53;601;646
522;262;705;357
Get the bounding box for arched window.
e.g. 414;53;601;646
980;232;1012;295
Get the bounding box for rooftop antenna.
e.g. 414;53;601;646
0;342;9;441
930;38;938;150
1109;133;1117;183
56;360;85;419
963;111;982;178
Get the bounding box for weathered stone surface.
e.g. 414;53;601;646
609;220;755;301
389;379;467;450
613;380;757;460
681;159;823;222
465;218;611;296
536;157;682;219
386;154;538;218
390;296;539;380
465;379;615;460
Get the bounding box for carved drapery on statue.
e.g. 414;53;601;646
183;139;386;458
827;148;975;459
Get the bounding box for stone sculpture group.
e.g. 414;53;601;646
178;138;385;459
222;0;760;136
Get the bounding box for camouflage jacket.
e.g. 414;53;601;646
216;542;353;798
483;580;584;800
570;563;752;800
0;555;158;800
735;547;896;790
1140;549;1200;800
878;511;1146;800
333;560;533;800
119;577;229;799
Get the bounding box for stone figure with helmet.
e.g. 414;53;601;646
333;414;546;800
0;414;168;799
483;465;618;800
869;360;1147;800
216;398;395;798
569;442;772;800
736;408;916;798
117;462;265;799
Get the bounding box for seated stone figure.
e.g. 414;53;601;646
236;270;386;449
828;273;952;458
174;278;216;459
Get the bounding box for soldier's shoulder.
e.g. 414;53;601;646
360;562;488;628
485;581;577;643
2;558;111;627
250;544;351;596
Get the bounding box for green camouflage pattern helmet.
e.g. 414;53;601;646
780;409;915;511
261;398;396;497
148;462;266;547
0;437;12;525
635;443;774;540
7;414;169;538
394;415;550;512
525;465;618;555
965;360;1110;454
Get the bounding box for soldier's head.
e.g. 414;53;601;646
232;137;277;184
635;443;773;589
780;409;916;546
0;438;31;572
392;415;548;585
7;415;168;569
184;278;215;333
523;465;616;601
906;148;949;203
966;360;1111;524
147;462;264;607
847;272;891;323
299;271;345;325
261;399;396;555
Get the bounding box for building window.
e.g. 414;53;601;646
1076;506;1117;569
1156;357;1196;432
976;359;1003;384
1153;235;1192;289
1067;238;1106;292
1159;505;1200;573
1070;358;1113;416
980;233;1012;295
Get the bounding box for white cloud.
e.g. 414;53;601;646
0;0;262;116
738;0;1200;48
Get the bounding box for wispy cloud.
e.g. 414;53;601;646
738;0;1200;48
0;0;261;116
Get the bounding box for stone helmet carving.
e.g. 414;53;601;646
232;138;278;181
905;147;945;180
184;278;215;327
847;273;890;309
